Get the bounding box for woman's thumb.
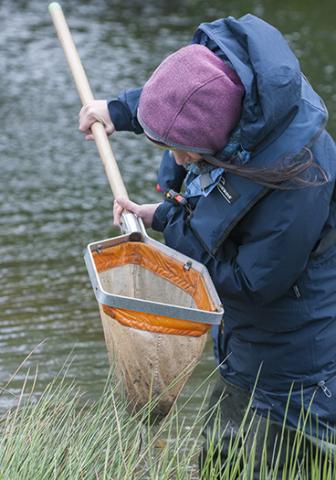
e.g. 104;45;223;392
115;197;139;214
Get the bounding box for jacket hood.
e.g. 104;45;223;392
193;15;328;155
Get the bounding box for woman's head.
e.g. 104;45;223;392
139;44;327;188
138;44;244;156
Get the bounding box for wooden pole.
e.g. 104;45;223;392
49;2;128;200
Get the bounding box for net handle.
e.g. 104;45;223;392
49;2;128;200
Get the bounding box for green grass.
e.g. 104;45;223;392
0;368;335;479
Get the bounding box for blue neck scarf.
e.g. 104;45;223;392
183;126;250;198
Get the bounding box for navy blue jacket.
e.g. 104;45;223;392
108;15;336;440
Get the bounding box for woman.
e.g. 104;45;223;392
79;14;336;477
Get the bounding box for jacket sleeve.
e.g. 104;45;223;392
157;150;187;193
107;87;143;133
152;181;335;305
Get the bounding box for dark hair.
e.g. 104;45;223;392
219;148;329;189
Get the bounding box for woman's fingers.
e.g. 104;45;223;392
84;130;94;141
115;197;137;210
79;107;89;132
113;197;138;226
113;198;161;229
79;100;115;140
113;198;161;228
104;123;114;135
113;200;123;226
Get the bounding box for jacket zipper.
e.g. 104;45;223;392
293;284;301;298
318;380;332;398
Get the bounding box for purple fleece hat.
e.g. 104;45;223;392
138;44;245;155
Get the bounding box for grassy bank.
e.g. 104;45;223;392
0;370;335;479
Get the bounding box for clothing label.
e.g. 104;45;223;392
217;176;240;204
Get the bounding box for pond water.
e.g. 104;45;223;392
1;0;335;418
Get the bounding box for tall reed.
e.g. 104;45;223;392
0;368;335;479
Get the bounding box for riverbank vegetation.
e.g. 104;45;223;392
0;370;335;479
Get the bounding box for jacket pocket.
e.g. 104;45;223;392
253;372;336;434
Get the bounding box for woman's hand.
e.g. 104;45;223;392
113;197;161;228
79;100;115;140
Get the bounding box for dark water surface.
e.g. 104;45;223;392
1;0;335;415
